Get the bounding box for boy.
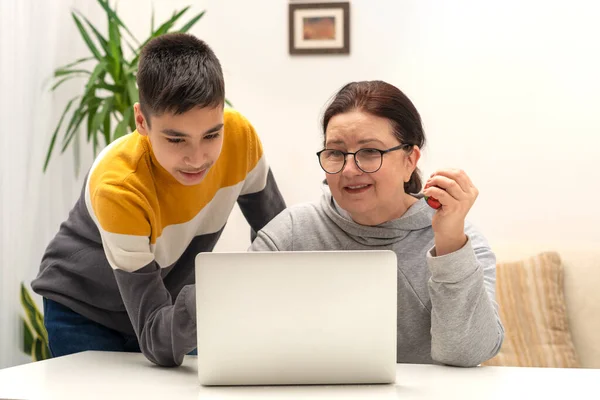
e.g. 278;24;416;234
31;33;286;367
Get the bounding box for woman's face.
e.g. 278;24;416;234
323;110;420;225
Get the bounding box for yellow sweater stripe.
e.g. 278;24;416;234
86;109;264;246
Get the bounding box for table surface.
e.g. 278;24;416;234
1;351;598;400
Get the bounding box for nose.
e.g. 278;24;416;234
184;145;206;168
341;154;362;176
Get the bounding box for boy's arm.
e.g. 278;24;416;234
92;184;196;367
235;116;286;240
237;167;286;241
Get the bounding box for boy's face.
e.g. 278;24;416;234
134;103;224;186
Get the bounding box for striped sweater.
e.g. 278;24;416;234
32;109;286;366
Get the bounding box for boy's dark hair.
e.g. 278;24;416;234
137;33;224;126
322;80;426;194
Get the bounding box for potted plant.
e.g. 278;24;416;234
21;283;51;361
44;0;207;172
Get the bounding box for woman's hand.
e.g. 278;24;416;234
423;169;479;256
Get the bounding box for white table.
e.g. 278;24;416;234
0;351;598;399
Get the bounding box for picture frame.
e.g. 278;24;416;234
288;2;350;55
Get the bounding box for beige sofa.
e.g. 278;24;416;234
493;246;600;369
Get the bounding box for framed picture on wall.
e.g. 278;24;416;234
288;2;350;55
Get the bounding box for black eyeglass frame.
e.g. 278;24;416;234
316;143;413;174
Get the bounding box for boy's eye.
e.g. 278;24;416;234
166;138;184;144
204;133;221;140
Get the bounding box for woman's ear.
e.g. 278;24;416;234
404;146;421;182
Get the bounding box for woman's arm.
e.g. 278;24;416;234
427;228;504;367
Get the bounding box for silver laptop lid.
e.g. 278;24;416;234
195;250;397;386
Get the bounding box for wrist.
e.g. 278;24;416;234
434;232;468;256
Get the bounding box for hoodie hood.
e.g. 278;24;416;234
320;185;434;246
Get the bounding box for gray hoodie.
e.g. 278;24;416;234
249;187;504;367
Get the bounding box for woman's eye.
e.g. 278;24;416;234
362;148;381;156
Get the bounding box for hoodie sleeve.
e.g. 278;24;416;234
426;226;505;367
232;111;286;241
91;183;197;367
247;207;295;251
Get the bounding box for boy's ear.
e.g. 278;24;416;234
133;103;149;136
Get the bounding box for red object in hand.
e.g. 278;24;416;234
424;182;442;209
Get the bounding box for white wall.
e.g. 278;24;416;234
183;0;600;253
0;0;100;369
115;0;600;253
2;0;599;367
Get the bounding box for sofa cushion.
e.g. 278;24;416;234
483;251;580;368
560;251;600;368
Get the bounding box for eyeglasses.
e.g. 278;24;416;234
316;144;412;174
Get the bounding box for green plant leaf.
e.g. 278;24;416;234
54;68;91;77
51;75;87;91
113;107;132;141
85;61;108;93
97;82;123;92
153;6;190;36
87;102;99;142
102;108;112;147
126;75;138;104
129;109;136;131
151;5;155;34
96;0;139;45
89;97;114;147
178;10;206;33
44;96;79;171
62;118;87;153
92;130;98;156
22;317;33;356
122;63;137;75
108;14;122;80
57;56;95;71
73;126;81;178
81;15;110;55
225;98;233;108
34;308;48;344
42;340;51;360
72;13;103;60
113;107;133;140
32;337;50;362
20;284;49;344
61;105;92;154
130;7;192;66
124;39;139;58
32;338;42;361
61;106;89;152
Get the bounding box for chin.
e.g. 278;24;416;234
177;178;202;186
336;198;372;215
348;205;374;217
173;168;210;186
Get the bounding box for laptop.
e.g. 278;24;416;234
194;250;397;386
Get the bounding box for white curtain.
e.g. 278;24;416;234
0;0;98;368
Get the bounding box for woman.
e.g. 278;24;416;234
249;80;504;367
